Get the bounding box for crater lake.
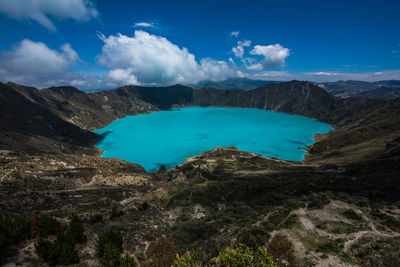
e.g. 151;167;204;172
94;107;333;171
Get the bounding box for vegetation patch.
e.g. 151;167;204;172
97;229;136;266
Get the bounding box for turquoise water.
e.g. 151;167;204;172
94;107;333;172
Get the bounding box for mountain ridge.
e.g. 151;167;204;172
1;80;400;266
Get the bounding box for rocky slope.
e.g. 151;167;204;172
351;86;400;99
0;80;400;266
318;80;400;99
112;81;382;125
0;83;100;154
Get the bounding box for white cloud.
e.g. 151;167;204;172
231;41;290;70
0;39;92;87
107;68;138;85
0;39;78;76
134;22;154;28
197;58;236;81
97;30;236;85
230;31;239;37
0;0;98;31
232;46;244;58
246;63;263;71
1;33;399;89
232;40;251;58
249;44;290;69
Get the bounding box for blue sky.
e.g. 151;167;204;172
0;0;399;89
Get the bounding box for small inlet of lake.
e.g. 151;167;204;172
93;107;333;172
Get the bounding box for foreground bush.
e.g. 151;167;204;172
35;233;79;265
211;244;277;267
0;215;31;263
36;214;61;238
97;230;136;266
35;214;86;265
174;250;202;266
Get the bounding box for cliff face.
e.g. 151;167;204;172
114;81;381;125
192;81;339;123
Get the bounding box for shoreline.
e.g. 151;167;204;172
93;106;334;172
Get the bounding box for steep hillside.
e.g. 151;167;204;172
5;82;157;131
306;98;400;165
192;81;342;124
118;81;381;125
0;83;100;154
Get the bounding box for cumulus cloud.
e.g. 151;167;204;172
97;30;236;85
0;39;90;87
106;68;138;85
249;44;290;69
232;40;251;58
0;39;78;75
231;40;290;70
0;0;99;31
134;22;154;28
197;58;236;81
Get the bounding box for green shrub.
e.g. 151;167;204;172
35;232;79;265
342;209;363;221
119;254;137;267
65;214;86;244
0;215;31;263
307;192;331;209
237;227;269;249
97;230;125;266
35;214;86;265
174;250;202;266
37;215;61;238
101;242;123;266
212;244;277;267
